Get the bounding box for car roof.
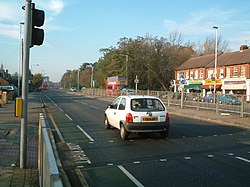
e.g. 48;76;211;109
120;95;160;99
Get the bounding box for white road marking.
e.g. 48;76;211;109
65;114;72;121
77;125;95;142
235;157;250;163
160;159;167;162
59;108;63;112
81;101;101;110
184;157;191;160
133;161;141;164
118;165;144;187
207;155;214;158
228;153;234;156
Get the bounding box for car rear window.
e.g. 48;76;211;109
131;98;165;111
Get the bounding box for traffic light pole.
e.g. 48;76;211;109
20;0;32;169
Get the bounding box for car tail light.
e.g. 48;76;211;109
126;113;133;123
165;113;170;122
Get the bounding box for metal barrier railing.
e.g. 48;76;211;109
81;88;250;117
38;113;63;187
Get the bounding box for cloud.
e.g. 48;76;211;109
39;0;64;15
164;8;234;35
0;2;19;21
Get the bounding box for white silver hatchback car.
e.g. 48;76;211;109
104;95;170;140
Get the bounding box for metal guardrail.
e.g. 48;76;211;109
81;88;250;117
38;113;63;187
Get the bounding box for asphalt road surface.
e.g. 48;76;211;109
42;89;250;187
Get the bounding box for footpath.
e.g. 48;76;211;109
0;93;42;187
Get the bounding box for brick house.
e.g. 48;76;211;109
174;45;250;101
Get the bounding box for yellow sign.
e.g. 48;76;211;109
205;79;222;85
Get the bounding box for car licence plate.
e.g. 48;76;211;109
142;116;158;121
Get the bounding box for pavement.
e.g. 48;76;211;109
0;93;42;187
0;93;249;187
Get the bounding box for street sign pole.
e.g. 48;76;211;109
20;0;32;169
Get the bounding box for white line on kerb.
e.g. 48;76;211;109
65;114;72;121
77;125;95;142
118;165;144;187
235;157;250;163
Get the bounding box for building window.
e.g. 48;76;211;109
190;71;194;79
241;66;246;77
200;70;203;79
226;68;230;77
177;72;184;80
219;68;224;78
233;67;238;77
208;70;213;79
194;70;198;79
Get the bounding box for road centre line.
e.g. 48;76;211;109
118;165;144;187
77;125;95;142
235;157;250;163
65;114;72;121
80;101;101;110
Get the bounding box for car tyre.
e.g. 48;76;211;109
120;124;129;140
160;130;169;139
104;116;111;129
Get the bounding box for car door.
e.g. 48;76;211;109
114;97;126;129
106;97;121;127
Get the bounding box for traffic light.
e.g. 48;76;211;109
31;3;45;47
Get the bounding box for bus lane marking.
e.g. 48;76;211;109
118;165;144;187
77;125;95;142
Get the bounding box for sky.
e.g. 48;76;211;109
0;0;249;82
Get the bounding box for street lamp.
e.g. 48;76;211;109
213;26;218;97
86;65;94;88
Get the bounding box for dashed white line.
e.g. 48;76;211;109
59;108;63;112
118;165;144;187
65;114;72;121
77;125;95;142
235;157;250;163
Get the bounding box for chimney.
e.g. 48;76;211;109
240;45;248;51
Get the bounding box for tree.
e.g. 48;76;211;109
195;35;230;55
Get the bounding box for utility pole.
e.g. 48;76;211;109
20;0;32;168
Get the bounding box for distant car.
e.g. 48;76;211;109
121;88;135;95
104;95;170;140
219;95;241;105
70;87;77;92
184;93;198;101
201;94;215;103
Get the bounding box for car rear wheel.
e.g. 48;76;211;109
160;130;168;139
104;116;111;129
120;124;129;140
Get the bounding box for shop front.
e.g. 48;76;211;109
201;79;222;95
222;77;247;95
184;80;202;93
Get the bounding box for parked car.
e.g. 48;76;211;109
104;95;170;140
121;88;135;95
201;94;215;103
0;85;17;100
184;93;199;101
219;95;241;105
70;87;77;92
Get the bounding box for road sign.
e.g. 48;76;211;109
180;75;185;84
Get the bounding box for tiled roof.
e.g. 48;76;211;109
177;48;250;70
206;48;250;68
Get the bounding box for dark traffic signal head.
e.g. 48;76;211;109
31;3;45;47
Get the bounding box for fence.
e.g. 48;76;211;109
38;113;63;187
81;88;250;117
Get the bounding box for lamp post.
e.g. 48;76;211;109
86;65;94;88
18;22;24;97
213;26;218;98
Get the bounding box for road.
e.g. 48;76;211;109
42;89;250;187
